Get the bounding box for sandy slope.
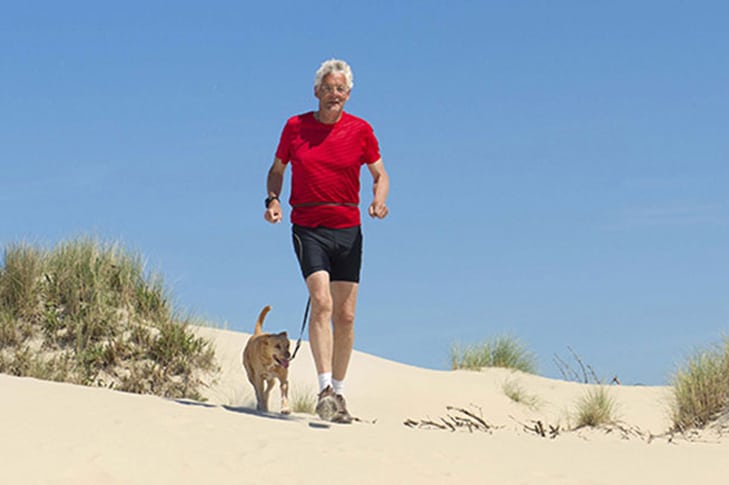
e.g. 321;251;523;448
1;325;728;485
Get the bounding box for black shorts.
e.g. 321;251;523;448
292;224;363;282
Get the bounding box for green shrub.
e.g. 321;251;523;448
670;338;729;431
0;237;218;400
502;379;540;409
573;386;617;428
0;244;45;319
290;385;317;414
451;335;537;373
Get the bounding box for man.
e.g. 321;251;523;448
264;59;390;423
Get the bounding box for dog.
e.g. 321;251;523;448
242;305;291;414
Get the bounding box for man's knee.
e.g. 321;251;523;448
307;271;333;315
333;306;356;327
311;295;333;317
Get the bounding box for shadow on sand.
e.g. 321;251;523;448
221;405;301;421
172;399;328;426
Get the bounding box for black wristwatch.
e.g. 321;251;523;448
264;195;280;208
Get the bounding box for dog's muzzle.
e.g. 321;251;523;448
275;356;290;369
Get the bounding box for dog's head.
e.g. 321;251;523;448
263;331;291;369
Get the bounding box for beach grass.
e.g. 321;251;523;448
0;237;218;400
450;335;537;374
291;384;317;414
502;378;540;409
573;386;617;428
670;338;729;431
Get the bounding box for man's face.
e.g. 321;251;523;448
315;72;351;115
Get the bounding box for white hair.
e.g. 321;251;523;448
314;59;354;90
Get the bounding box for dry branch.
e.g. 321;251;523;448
404;405;495;433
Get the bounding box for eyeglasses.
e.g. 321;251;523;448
318;84;349;94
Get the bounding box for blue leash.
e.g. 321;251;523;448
290;297;310;360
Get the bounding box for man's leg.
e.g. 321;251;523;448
307;270;343;421
306;270;333;377
331;281;358;383
326;280;358;424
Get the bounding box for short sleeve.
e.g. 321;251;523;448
275;119;294;164
361;122;381;165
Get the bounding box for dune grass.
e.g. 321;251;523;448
451;335;537;374
0;237;218;400
573;386;617;429
670;338;729;431
290;385;317;414
553;346;612;384
502;378;540;409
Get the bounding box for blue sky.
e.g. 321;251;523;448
2;1;727;385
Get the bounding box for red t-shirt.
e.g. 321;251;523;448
275;111;381;228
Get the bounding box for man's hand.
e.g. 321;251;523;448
264;159;286;224
264;200;282;223
366;160;389;220
368;200;388;219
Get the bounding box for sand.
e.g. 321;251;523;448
2;325;728;484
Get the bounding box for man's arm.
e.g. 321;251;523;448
367;159;389;219
264;158;287;224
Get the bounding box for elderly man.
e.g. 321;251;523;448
264;59;390;423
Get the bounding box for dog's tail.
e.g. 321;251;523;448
253;305;272;336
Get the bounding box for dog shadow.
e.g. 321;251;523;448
172;398;217;409
223;406;332;428
172;399;321;425
221;405;301;421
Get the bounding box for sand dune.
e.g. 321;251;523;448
2;325;728;484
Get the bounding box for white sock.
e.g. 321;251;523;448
318;372;332;392
332;378;345;396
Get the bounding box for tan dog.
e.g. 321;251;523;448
242;305;291;414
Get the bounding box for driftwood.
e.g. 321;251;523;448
527;420;561;439
507;416;560;438
575;421;650;441
406;407;720;446
404;405;495;433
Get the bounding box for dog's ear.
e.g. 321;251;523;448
277;331;288;338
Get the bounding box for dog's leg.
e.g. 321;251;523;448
279;378;290;415
262;378;274;412
254;375;268;412
245;357;264;410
